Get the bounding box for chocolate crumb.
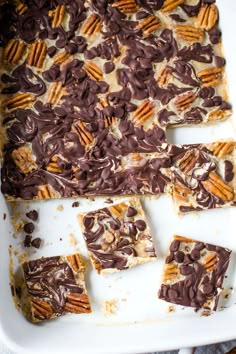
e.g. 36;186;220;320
31;237;41;249
24;222;35;234
24;234;32;247
72;201;80;208
105;198;113;204
26;210;38;221
3;213;6;220
10;284;15;296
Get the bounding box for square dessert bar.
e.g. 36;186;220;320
78;198;157;274
158;235;231;310
169;141;236;212
23;254;91;322
0;0;231;201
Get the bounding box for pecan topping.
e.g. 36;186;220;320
48;5;66;28
12;146;37;174
202;171;234;201
72;121;94;146
163;263;179;281
173;235;194;243
136;15;162;36
197;4;218;30
204;253;217;272
175;25;204;42
175;92;196;111
157;67;170;87
132;100;155;126
65;293;91;314
161;0;185;12
172;183;192;203
2;93;35;111
16;2;28;15
47;82;66;106
91;255;103;273
197;67;223;87
31;299;53;321
53;51;71;65
84;61;103;81
46;156;63;173
2;39;26;64
27;40;47;68
208;109;230;122
178;149;200;174
37;185;56;199
209;142;236;158
99;98;116;127
110;202;127;218
67;254;83;272
81;14;102;36
112;0;139;13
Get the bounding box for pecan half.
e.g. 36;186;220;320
177;149;200;174
161;0;185;12
53;51;71;65
172;183;192;203
163;263;179;281
197;4;218;30
12;146;37;174
208;109;230;122
84;61;103;81
157;67;170;87
197;67;223;87
204;253;217;272
132;100;155;126
173;235;194;243
175;92;196;111
65;293;91;314
47;82;66;106
110;203;127;218
175;25;204;42
209;142;236;158
202;171;234;201
2;93;35;111
72;121;94;146
16;2;28;15
37;185;56;199
27;40;47;68
46;156;63;173
31;299;53;321
2;39;26;64
99;98;116;127
91;254;103;273
67;254;83;272
136;15;161;36
48;4;66;28
112;0;139;13
81;13;102;36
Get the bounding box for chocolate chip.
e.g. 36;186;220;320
103;62;115;74
134;220;146;231
126;206;137;217
205;244;216;251
190;249;200;261
24;234;32;247
215;56;225;68
194;242;205;251
47;46;57;58
224;160;234;182
72;201;79;207
26;210;38;221
31;237;41;249
175;251;185;263
180;265;194;276
166;252;174;263
24;223;35;234
170;240;180;252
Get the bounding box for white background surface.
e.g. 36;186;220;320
1;0;236;353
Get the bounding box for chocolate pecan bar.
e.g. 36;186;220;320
158;235;231;310
22;254;91;322
169;141;236;212
0;0;231;200
78;198;157;274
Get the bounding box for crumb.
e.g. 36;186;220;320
105;198;113;204
53;216;57;220
165;305;175;313
59;237;62;241
201;311;211;317
102;299;117;316
11;218;25;237
69;233;78;246
225;275;228;278
18;253;27;264
57;204;64;212
194;308;200;313
121;298;127;302
3;213;6;220
221;288;232;299
72;201;80;208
